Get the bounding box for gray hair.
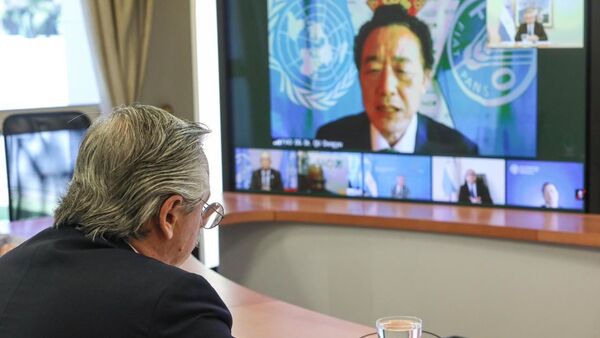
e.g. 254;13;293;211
54;104;210;240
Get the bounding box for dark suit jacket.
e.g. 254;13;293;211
515;22;548;41
0;227;233;338
249;168;283;191
316;112;479;156
391;185;410;199
458;180;493;204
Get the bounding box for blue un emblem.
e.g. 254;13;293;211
269;0;357;111
447;0;537;107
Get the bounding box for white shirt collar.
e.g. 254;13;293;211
370;114;418;152
125;240;139;254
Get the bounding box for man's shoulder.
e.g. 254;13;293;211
0;227;232;337
416;114;479;155
316;113;370;149
317;113;369;134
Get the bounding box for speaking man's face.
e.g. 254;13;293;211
360;24;430;145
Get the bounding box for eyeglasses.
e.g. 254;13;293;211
201;201;224;229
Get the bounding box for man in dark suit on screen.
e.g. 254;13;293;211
0;105;233;338
250;151;284;192
391;175;410;199
315;4;478;156
515;7;548;43
458;169;493;205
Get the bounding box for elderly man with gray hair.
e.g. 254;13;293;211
0;105;233;337
515;7;548;43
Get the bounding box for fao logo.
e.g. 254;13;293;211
269;0;356;111
447;0;537;107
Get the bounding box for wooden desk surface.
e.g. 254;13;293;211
8;194;599;249
219;192;600;248
180;257;375;338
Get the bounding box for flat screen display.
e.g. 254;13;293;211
223;0;586;211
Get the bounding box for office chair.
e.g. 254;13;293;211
3;112;90;221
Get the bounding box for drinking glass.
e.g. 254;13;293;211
376;316;422;338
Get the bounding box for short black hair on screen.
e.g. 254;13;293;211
354;4;434;72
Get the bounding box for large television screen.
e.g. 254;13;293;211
222;0;587;211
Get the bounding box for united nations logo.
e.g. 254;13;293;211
447;0;536;107
269;0;356;111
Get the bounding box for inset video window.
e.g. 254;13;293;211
487;0;584;49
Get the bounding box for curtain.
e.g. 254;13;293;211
83;0;154;113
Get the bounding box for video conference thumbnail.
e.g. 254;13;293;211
432;157;506;205
235;148;364;197
298;151;363;196
487;0;584;49
363;153;431;201
235;148;298;192
506;160;584;210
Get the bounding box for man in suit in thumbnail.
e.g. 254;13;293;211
541;182;559;209
0;104;233;337
458;169;493;205
250;151;284;192
391;175;410;199
515;7;548;43
315;4;478;155
303;164;335;196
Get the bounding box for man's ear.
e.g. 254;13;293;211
157;195;184;240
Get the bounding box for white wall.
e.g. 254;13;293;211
220;221;600;338
139;0;195;121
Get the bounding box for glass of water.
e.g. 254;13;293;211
376;316;422;338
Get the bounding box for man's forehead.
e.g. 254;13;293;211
362;26;423;61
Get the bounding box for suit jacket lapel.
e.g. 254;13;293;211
358;112;371;149
414;113;428;153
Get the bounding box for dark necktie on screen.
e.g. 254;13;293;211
261;170;270;191
469;184;475;197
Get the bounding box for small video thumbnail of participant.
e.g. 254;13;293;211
297;151;363;196
506;160;584;210
235;148;298;192
432;157;506;205
487;0;584;49
362;153;431;201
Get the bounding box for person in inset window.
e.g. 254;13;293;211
541;182;559;209
390;175;410;199
515;7;548;43
304;164;335;196
458;169;493;205
250;152;283;192
315;4;478;155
